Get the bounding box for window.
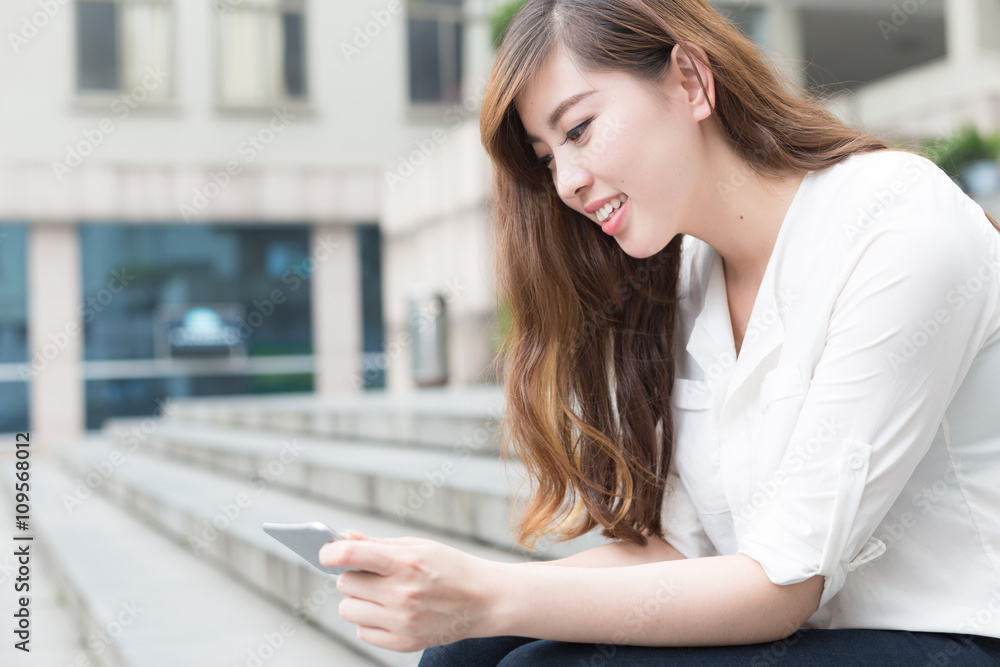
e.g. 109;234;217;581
79;224;314;428
80;225;313;361
407;0;463;104
76;0;172;99
358;224;386;390
715;5;768;45
216;0;308;106
0;224;29;432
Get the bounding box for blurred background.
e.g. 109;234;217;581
0;0;998;665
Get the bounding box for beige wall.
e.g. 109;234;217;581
27;223;84;451
311;224;363;396
380;120;497;392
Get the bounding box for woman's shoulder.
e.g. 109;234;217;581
809;149;972;224
808;149;940;209
821;148;937;177
798;149;992;250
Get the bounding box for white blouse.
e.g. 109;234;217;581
659;149;1000;638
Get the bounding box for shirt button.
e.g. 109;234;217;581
848;454;865;470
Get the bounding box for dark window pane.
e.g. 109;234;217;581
444;19;462;102
408;18;442;102
77;1;119;91
81;224;317;428
0;224;28;364
408;15;462;103
0;223;28;432
358;224;385;390
80;224;313;362
718;7;767;44
0;383;28;432
282;12;306;98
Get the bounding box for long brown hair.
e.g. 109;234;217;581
480;0;1000;551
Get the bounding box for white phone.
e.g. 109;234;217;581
262;521;363;576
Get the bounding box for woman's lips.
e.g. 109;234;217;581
601;198;628;235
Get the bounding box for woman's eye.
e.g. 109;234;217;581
532;155;553;171
560;118;592;145
531;118;593;171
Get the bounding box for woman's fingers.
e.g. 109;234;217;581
320;538;396;576
337;596;390;631
363;535;424;546
339;528;369;540
336;567;396;604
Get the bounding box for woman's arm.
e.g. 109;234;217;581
528;533;686;568
482;553;823;646
322;533;820;651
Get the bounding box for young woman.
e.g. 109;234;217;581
320;0;1000;664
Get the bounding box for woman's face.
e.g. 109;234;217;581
515;42;715;258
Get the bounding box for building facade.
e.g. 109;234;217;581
1;0;998;450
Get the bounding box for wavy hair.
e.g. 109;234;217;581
480;0;1000;551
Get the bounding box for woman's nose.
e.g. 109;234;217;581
554;154;593;201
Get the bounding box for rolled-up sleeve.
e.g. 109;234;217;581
737;212;1000;609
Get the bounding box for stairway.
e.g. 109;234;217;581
2;385;607;666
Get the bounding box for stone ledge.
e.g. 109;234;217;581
0;458;378;667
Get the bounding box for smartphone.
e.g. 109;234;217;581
262;521;363;576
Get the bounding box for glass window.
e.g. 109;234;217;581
217;0;308;106
407;0;463;104
76;0;172;99
77;1;119;90
282;11;306;98
79;224;315;428
0;384;29;433
0;224;28;365
714;5;768;44
358;224;385;390
0;223;29;432
80;225;312;361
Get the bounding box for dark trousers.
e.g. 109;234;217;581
417;629;1000;666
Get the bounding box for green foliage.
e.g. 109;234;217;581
491;295;513;355
913;122;1000;179
490;0;529;50
250;373;313;393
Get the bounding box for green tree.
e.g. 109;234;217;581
914;122;1000;180
490;0;529;49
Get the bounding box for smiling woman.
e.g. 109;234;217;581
321;0;1000;664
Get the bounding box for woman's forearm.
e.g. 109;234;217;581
481;553;823;646
528;535;686;568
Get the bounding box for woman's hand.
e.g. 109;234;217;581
319;533;503;653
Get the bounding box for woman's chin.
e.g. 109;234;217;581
617;235;663;260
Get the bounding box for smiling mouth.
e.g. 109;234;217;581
596;194;627;222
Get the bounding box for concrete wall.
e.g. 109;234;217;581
5;0;1000;446
380;119;498;392
825;0;1000;139
0;0;454;170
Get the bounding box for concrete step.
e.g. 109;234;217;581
0;452;82;666
158;386;507;453
97;419;605;558
57;438;603;666
0;455;377;667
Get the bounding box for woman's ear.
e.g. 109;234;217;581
670;41;715;122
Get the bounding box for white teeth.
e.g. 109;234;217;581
596;194;627;222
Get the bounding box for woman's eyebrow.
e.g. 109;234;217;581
524;90;597;143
